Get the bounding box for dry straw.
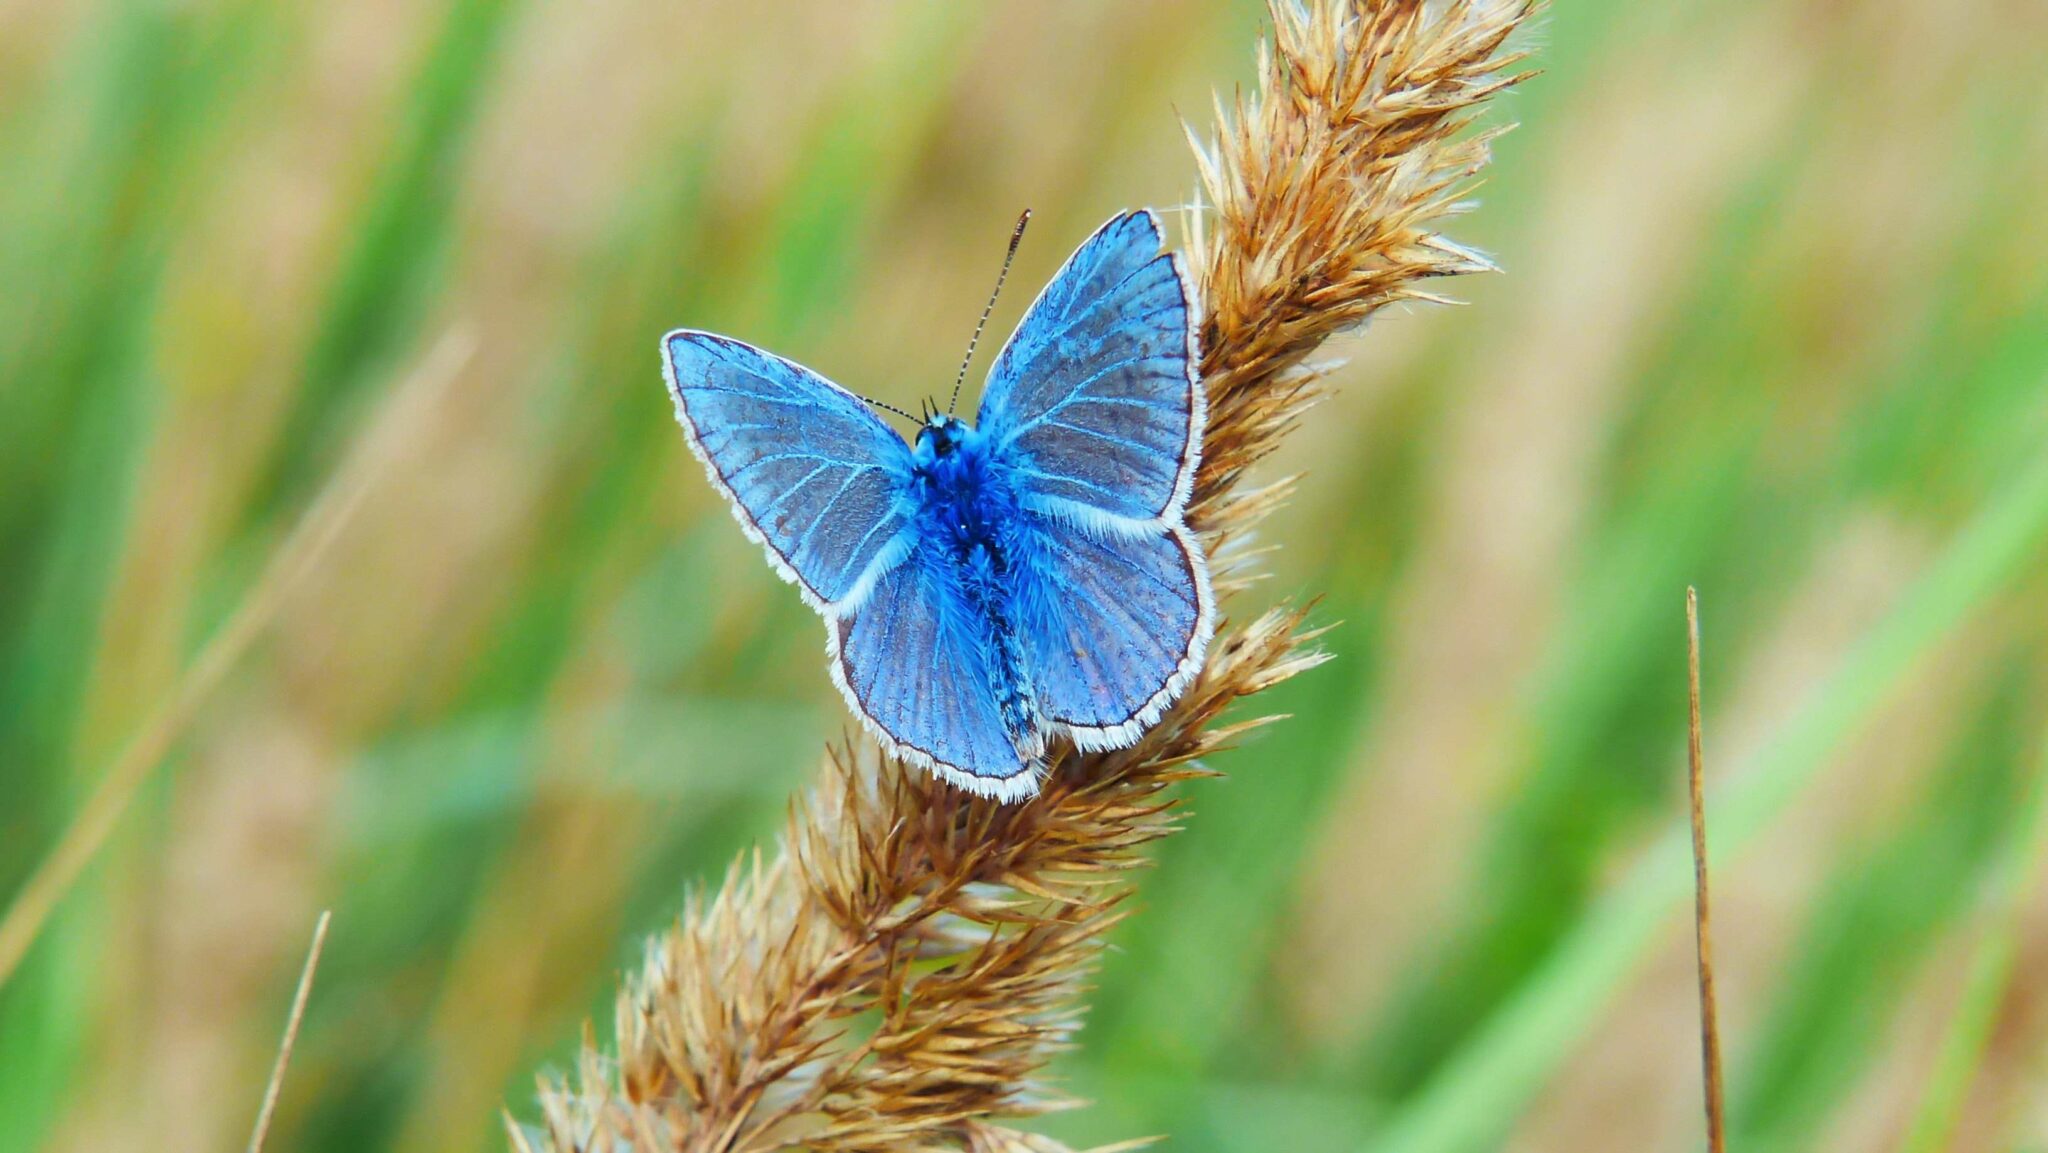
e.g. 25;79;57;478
514;2;1534;1149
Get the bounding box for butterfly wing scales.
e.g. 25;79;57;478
978;210;1201;528
980;208;1214;747
832;551;1041;798
1016;520;1212;745
662;331;914;609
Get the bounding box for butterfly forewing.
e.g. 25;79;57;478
978;210;1201;528
662;332;915;609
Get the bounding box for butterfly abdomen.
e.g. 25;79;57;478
913;417;1042;760
968;548;1038;757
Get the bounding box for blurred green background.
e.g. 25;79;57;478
4;1;2048;1150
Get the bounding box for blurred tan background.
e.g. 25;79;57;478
3;2;2047;1151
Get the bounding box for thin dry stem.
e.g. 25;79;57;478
248;911;334;1153
0;329;475;993
1686;589;1726;1153
519;3;1533;1149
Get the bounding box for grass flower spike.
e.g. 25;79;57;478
515;2;1534;1148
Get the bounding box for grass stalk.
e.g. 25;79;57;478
246;910;333;1153
1686;589;1726;1153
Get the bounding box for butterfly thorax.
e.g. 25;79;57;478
911;415;1040;755
911;416;1011;558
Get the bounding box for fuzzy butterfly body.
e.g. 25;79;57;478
661;210;1212;800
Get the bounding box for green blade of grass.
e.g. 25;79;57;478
1363;412;1765;1094
246;0;517;523
357;14;992;1145
1368;430;2048;1153
1896;724;2048;1153
1358;84;1820;1091
0;7;271;1147
1732;662;2034;1146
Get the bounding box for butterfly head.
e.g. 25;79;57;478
915;412;972;461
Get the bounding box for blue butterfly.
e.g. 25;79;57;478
660;210;1212;800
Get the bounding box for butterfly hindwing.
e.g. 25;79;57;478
1015;519;1211;747
978;209;1201;527
663;331;914;609
832;548;1041;797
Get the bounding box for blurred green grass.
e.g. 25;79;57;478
3;2;2047;1152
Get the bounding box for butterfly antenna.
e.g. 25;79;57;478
948;208;1032;415
859;393;920;428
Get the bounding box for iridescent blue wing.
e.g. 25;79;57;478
1015;519;1213;747
977;209;1201;528
982;210;1213;748
830;550;1043;800
662;331;915;611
